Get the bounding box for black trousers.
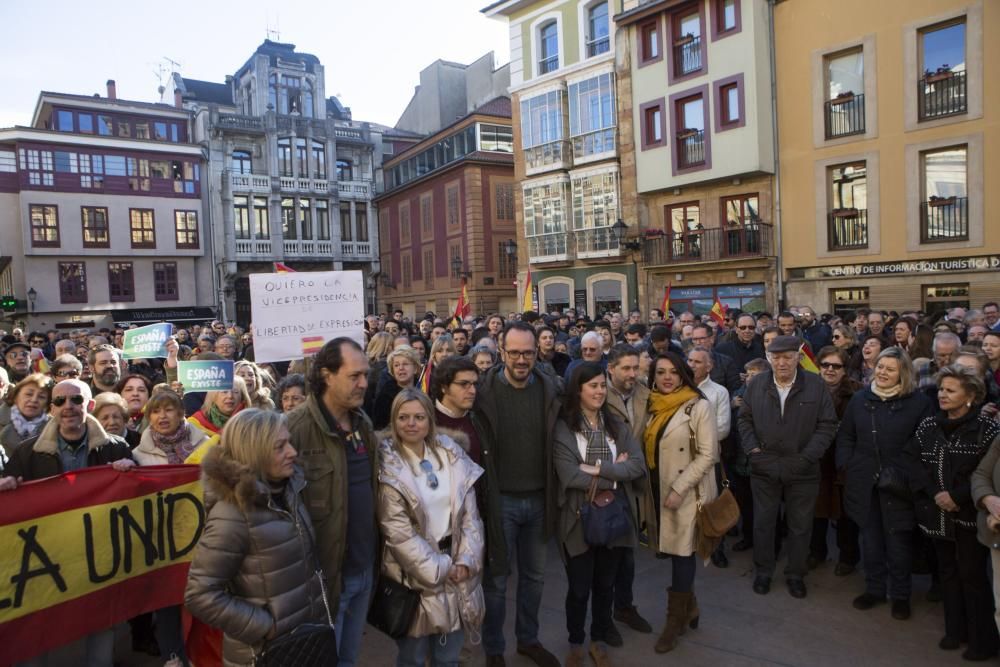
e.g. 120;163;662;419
934;531;999;654
752;476;819;579
730;472;754;541
613;547;635;610
565;545;623;645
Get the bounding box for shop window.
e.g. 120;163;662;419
830;287;870;318
592;278;623;316
542;281;571;313
924;284;969;317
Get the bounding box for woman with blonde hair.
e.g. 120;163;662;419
186;409;328;667
375;388;484;665
372;345;422;430
234;360;275;411
188;376;252;438
418;335;457;394
365;332;396;414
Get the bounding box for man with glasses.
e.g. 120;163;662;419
739;336;837;600
3;340;32;383
50;354;83;381
475;322;561;667
984;302;1000;332
563;331;605;383
213;335;238;361
718;314;766;370
690;323;740;393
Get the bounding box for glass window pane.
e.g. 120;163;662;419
683;98;704;130
924;147;967;198
57;110;74;132
827;50;863;99
922;22;965;74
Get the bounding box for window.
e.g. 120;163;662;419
830;287;869;318
30;204;59;247
78;114;94;134
424;249;434;288
59;262;87;304
117;121;130;138
640;100;665;149
56;110;74;132
568;73;616;158
721;193;762;257
0;150;15;172
572;171;620;256
278;75;302;115
498;241;517;281
299;199;312;240
447;185;460;227
175;211;199;249
538;21;559;75
336;159;352;181
232;150;252;174
586;2;610;57
154;122;169;141
107;262;135;302
98;116;113;136
495;183;514;221
402;254;412;289
919;20;967;120
479;124;513;153
420;195;432;236
715;74;745;130
824;48;865;139
924;284;969;317
154;262;179;301
127;157;150;191
277;138;292;177
667;202;702;260
303;81;314;118
672;8;703;79
81;207;109;248
639;20;661;64
399;203;410;245
712;0;740;38
340;203;353;241
523;181;570;259
722;194;760;225
312;141;326;179
253;197;269;239
828;162;868;250
356;207;368;242
129;209;156;248
281;198;296;239
20;149;54;186
268;73;278;111
295;139;307;178
520;90;564;149
234;196;251;240
675;94;706;169
316;200;330;240
135;123;150;140
921;145;967;242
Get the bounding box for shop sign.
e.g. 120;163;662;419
804;256;1000;279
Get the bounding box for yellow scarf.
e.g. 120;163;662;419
643;386;698;469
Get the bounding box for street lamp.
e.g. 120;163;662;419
27;287;36;313
611;218;642;251
451;255;472;280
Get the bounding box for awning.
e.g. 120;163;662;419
110;306;218;326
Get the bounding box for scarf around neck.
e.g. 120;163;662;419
151;422;195;464
643;386;698;469
10;406;47;439
207;402;238;430
871;383;902;401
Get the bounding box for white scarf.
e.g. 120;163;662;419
10;406;48;439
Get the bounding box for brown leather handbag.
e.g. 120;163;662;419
685;404;741;558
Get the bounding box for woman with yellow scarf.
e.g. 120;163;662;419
642;351;719;654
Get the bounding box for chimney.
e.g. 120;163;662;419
174;89;183;109
106;79;117;100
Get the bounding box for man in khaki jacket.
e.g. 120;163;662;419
604;343;653;641
287;338;378;667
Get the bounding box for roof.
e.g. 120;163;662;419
179;77;234;106
375;150;513;202
36;91;186;115
613;0;687;27
387;96;512;164
235;39;321;79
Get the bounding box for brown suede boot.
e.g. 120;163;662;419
654;589;693;653
588;643;613;667
565;645;585;667
685;590;700;633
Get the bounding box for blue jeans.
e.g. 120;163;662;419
483;492;547;656
336;566;373;667
154;605;187;665
395;629;463;667
861;490;912;599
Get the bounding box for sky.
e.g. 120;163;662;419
0;0;511;129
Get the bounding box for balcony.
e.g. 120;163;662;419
643;223;774;266
525;140;572;174
827;209;869;250
527;231;570;263
824;93;865;139
571;128;616;162
575;226;621;259
586;36;610;58
235;239;273;258
921;196;968;243
217;114;264;133
283;239;335;257
919;69;967;121
341;241;373;258
333;126;367;144
274;177;335;194
229;172;271;193
337;180;372;199
538;55;558;75
676;129;705;169
673;35;702;77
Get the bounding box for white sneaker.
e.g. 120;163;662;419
163;654;182;667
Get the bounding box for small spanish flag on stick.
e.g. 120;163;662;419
419;359;433;395
708;296;727;325
522;268;534;313
799;341;820;374
274;261;296;273
301;335;324;357
660;281;671;315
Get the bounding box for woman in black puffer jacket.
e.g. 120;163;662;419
912;365;1000;661
836;347;931;621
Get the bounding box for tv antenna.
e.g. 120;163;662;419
266;12;280;41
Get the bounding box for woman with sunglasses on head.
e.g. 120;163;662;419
376;388;485;666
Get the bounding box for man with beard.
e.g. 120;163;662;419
799;307;832;351
452;327;471;356
88;344;122;394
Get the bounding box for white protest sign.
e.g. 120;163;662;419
249;270;365;363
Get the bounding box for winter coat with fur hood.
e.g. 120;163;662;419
184;446;325;667
377;434;486;638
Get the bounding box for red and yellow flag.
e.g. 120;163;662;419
419;360;433;395
660;281;672;315
273;261;296;273
709;296;727;325
799;341;820;374
301;335;325;357
452;278;471;328
522;268;534;313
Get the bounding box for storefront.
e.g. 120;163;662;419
668;284;768;316
528;264;636;318
786;255;1000;316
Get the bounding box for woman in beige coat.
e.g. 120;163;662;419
377;388;485;666
133;391;213;465
642;351;719;654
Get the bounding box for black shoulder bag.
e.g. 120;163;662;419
871;408;910;500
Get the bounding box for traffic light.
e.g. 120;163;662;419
0;296;15;312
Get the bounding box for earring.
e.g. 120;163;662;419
967;402;972;407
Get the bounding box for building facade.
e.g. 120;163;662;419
614;0;778;316
0;81;215;331
775;0;998;316
376;98;517;319
485;0;638;317
163;40;382;326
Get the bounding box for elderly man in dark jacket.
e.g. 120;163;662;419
739;336;838;599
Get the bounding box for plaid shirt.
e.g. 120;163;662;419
914;358;938;389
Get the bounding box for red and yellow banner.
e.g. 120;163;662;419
0;465;204;665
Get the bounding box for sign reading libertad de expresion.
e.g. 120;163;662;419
250;271;365;363
803;255;1000;280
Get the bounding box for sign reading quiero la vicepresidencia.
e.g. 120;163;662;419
121;323;172;360
177;360;234;392
249;270;365;363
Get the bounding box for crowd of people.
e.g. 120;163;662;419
1;301;1000;666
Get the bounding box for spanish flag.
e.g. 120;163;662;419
799;341;820;374
660;281;671;315
708;296;727;324
522;268;534;313
274;261;296;273
301;335;324;357
419;359;433;395
452;278;470;328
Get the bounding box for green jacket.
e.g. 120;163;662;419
286;394;378;613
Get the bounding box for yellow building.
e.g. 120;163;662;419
775;0;998;316
614;0;779;316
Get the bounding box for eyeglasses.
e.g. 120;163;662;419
6;351;28;359
30;339;45;345
56;369;81;378
52;394;85;407
832;334;843;339
504;349;536;360
819;362;844;370
737;325;755;331
450;380;476;390
419;459;439;490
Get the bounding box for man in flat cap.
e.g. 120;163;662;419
738;335;837;599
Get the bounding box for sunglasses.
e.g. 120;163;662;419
737;325;755;330
56;369;81;378
820;362;844;370
832;334;843;339
419;459;439;490
52;394;85;407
